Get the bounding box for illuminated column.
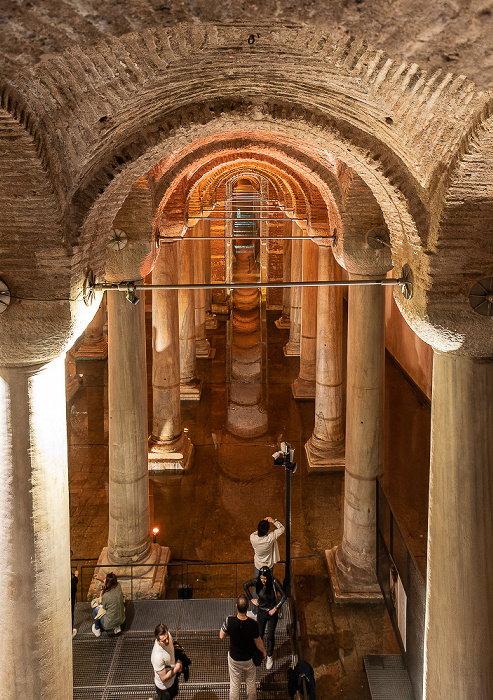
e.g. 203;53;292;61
74;296;107;360
305;245;345;469
284;224;302;356
327;278;385;600
179;237;201;400
292;236;318;399
106;290;151;564
149;242;193;471
275;223;291;329
259;178;269;284
195;220;215;358
424;352;493;699
204;233;218;329
0;357;73;699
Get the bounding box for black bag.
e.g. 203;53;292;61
252;645;264;667
173;640;192;682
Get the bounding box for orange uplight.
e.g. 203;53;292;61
152;527;160;536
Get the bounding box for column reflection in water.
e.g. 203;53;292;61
226;180;268;438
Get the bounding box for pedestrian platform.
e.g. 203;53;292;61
363;655;415;700
73;598;295;699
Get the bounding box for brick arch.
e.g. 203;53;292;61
393;114;493;356
3;23;489;252
149;144;341;244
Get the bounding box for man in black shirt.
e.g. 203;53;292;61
220;594;266;700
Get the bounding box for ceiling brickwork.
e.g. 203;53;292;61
1;12;493;363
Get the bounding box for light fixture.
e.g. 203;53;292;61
125;283;139;305
152;527;160;543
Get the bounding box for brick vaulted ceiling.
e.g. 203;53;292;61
0;8;493;365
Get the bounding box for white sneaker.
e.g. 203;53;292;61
92;624;101;637
266;656;273;670
72;628;77;638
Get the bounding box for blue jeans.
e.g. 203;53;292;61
92;606;105;631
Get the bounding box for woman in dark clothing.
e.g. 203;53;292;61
243;566;286;670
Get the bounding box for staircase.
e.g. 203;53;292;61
73;598;295;699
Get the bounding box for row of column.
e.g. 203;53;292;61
280;225;493;698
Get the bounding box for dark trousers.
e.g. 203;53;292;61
257;608;279;657
155;677;178;700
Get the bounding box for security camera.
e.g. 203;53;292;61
272;450;283;459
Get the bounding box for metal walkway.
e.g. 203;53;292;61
73;599;294;699
363;655;415;700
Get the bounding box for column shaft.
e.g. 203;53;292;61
0;357;72;699
305;246;345;469
195;220;214;358
178;237;201;399
149;242;193;471
107;291;150;563
292;237;318;399
424;352;493;699
275;225;291;329
327;280;385;599
284;229;302;356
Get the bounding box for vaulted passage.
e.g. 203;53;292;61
1;12;493;700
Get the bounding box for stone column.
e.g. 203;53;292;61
284;225;302;356
204;233;218;329
179;236;201;400
275;223;291;329
149;242;193;471
106;291;151;564
194;220;215;358
0;356;73;699
327;278;385;601
74;296;107;360
292;236;318;399
423;351;493;699
305;245;345;469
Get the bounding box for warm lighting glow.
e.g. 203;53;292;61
152;527;159;536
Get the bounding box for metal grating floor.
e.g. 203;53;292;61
363;655;415;700
74;599;294;700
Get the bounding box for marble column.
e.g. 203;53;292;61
179;237;201;400
149;242;193;471
204;233;218;329
305;245;345;469
194;220;215;358
275;223;291;329
292;236;318;399
284;226;302;356
327;278;385;601
74;296;107;360
423;351;493;699
0;356;73;699
106;291;151;563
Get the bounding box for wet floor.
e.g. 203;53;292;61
68;307;431;698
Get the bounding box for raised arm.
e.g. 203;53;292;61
243;578;257;600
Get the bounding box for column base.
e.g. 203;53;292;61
283;340;300;356
196;340;216;359
206;314;219;329
89;543;171;600
326;546;382;603
212;301;230;315
74;339;108;360
305;437;345;471
148;434;194;472
180;378;202;401
292;377;316;400
275;315;290;330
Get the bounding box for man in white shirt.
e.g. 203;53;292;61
250;516;285;576
151;624;182;700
